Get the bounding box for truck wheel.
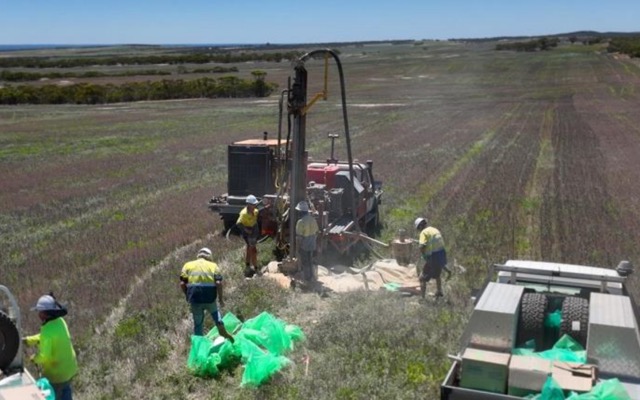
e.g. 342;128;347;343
0;311;20;370
560;296;589;348
517;292;548;350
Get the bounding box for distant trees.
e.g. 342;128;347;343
496;37;560;52
0;51;302;69
608;37;640;57
0;75;277;105
0;66;239;82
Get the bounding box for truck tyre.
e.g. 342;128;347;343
517;292;548;350
560;296;589;348
0;311;20;371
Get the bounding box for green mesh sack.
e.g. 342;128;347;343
187;335;222;376
528;376;565;400
238;337;291;387
536;334;586;363
242;312;292;355
566;378;631;400
285;324;306;343
513;348;537;356
554;334;583;352
217;339;242;369
205;312;243;340
36;377;55;400
514;335;586;363
544;310;562;329
537;348;586;363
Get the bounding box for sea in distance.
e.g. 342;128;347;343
0;44;253;52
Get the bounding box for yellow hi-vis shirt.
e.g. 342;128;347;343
24;317;78;384
236;206;258;228
419;226;445;256
296;214;319;251
180;258;222;304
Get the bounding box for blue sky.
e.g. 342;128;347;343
1;0;639;44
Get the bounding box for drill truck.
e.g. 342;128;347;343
440;260;640;399
209;49;383;266
0;286;47;399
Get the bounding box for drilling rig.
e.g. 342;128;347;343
208;49;383;268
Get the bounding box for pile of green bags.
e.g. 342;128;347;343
187;311;305;387
527;376;631;400
514;335;631;399
514;334;587;363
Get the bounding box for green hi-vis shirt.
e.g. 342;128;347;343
418;226;445;255
25;317;78;383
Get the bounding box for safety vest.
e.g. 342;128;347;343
180;258;222;304
419;226;445;255
296;214;319;251
236;206;258;228
25;317;78;384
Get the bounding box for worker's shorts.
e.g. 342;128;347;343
241;226;259;246
420;249;447;282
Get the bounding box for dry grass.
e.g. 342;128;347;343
3;40;640;399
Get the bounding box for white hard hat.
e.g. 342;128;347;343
197;247;212;259
295;201;309;212
246;195;258;205
31;294;60;312
414;217;427;230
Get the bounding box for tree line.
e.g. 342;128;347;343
0;66;238;82
608;37;640;57
0;51;302;69
495;37;560;52
0;75;276;105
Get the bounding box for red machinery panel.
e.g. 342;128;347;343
307;164;340;189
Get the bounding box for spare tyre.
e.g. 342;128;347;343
517;292;548;350
560;296;589;348
0;311;20;371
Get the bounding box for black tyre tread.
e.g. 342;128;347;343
517;293;548;350
560;296;589;348
0;311;20;370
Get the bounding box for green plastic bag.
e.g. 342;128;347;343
554;334;583;352
242;312;292;355
186;311;305;386
238;337;291;387
383;282;402;291
528;376;565;400
36;377;55;400
514;335;586;363
566;378;631;400
205;312;243;340
187;335;223;376
536;335;586;363
285;324;306;342
544;310;562;329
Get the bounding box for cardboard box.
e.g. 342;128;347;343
507;355;552;397
460;348;510;394
552;362;596;393
0;384;46;400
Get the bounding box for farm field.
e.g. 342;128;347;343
2;40;640;399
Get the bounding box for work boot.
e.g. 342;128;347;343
244;266;255;278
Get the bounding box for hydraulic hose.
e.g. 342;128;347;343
298;49;359;232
